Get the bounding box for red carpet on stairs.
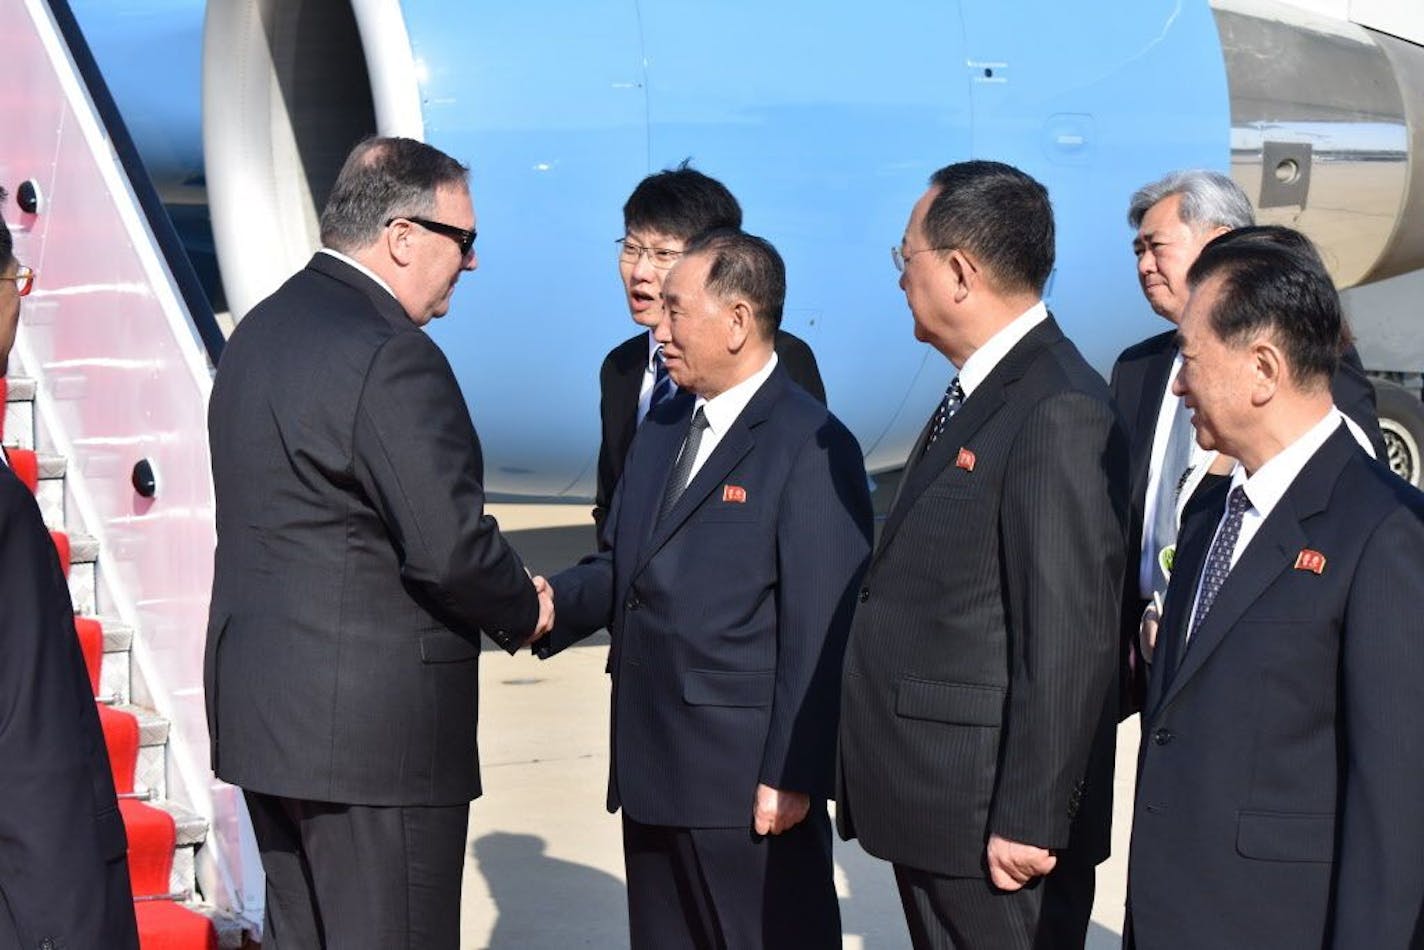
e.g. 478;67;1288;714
134;901;218;950
7;446;36;491
49;529;69;576
119;799;176;898
98;705;140;795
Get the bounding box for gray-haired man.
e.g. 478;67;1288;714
1110;169;1381;710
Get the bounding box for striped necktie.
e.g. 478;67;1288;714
649;347;676;414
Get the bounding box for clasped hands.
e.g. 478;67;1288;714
528;574;555;644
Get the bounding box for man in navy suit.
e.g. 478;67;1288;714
0;190;138;948
538;228;872;948
1127;230;1424;948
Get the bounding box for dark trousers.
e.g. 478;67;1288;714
244;790;468;950
894;854;1096;950
622;807;840;950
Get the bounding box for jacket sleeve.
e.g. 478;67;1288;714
351;329;538;652
592;349;621;539
0;477;134;947
989;393;1126;848
1331;501;1424;947
759;419;873;796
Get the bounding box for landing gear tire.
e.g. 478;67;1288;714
1373;379;1424;488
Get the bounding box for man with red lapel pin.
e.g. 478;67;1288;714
535;228;872;948
1126;228;1424;949
837;161;1128;949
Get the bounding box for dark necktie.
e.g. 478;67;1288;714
922;377;965;457
649;347;676;415
658;406;709;521
1187;486;1252;643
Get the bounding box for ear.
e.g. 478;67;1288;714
1249;337;1285;406
725;298;754;353
946;249;978;303
386;219;417;267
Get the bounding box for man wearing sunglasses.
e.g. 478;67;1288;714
205;138;552;949
593;162;826;535
1;190;140;947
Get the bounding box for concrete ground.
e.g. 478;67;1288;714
465;502;1139;949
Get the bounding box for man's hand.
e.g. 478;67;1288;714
528;575;554;644
1139;597;1161;665
753;784;810;836
986;834;1056;891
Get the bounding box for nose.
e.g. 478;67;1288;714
462;248;478;272
1171;373;1187;398
1137;249;1155;276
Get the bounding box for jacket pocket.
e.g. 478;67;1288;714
420;632;480;663
895;678;1004;726
682;669;775;707
1236;811;1335;862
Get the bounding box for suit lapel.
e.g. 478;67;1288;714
621;394;695;569
636;372;784;572
1130;338;1176;511
877;317;1063;556
1156;425;1356;711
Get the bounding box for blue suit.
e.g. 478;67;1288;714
541;364;871;947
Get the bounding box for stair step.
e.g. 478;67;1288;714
98;619;133;705
66;533;99;615
3;376;35;450
113;703;169;799
150;798;208;897
186;902;247;949
33;451;67;527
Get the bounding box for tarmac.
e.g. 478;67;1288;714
465;500;1140;949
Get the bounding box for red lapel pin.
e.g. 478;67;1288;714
955;448;976;472
1294;549;1326;574
723;484;747;503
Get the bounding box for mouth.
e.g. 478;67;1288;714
628;289;657;312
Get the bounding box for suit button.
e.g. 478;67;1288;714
625;595;641;611
1152;728;1174;745
858;587;870;603
40;940;57;950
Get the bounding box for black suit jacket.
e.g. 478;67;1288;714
1128;426;1424;949
0;460;137;949
204;254;538;807
541;367;871;827
837;317;1128;876
592;328;825;532
1110;330;1383;716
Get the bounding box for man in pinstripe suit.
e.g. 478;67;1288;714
537;228;872;948
837;161;1128;949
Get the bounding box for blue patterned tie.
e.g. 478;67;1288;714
922;377;965;458
1187;486;1252;643
649;347;676;414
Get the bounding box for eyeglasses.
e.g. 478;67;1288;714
616;238;683;270
386;217;477;257
890;245;953;273
0;265;35;297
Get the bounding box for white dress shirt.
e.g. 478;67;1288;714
682;352;780;483
318;248;397;301
954;301;1048;397
1185;408;1350;638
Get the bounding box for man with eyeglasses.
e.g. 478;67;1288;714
592;162;826;535
837;161;1127;949
205;137;553;949
1;189;140;948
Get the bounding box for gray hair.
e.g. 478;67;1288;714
1127;169;1254;232
319;137;469;253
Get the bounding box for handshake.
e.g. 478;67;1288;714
527;574;556;645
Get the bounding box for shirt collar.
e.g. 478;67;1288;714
955;301;1048;397
694;352;780;439
1230;408;1345;520
319;248;398;302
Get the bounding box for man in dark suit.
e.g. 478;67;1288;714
538;229;872;948
205;138;551;949
593;163;825;533
1127;231;1424;949
1111;170;1382;711
837;161;1127;949
0;190;138;948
